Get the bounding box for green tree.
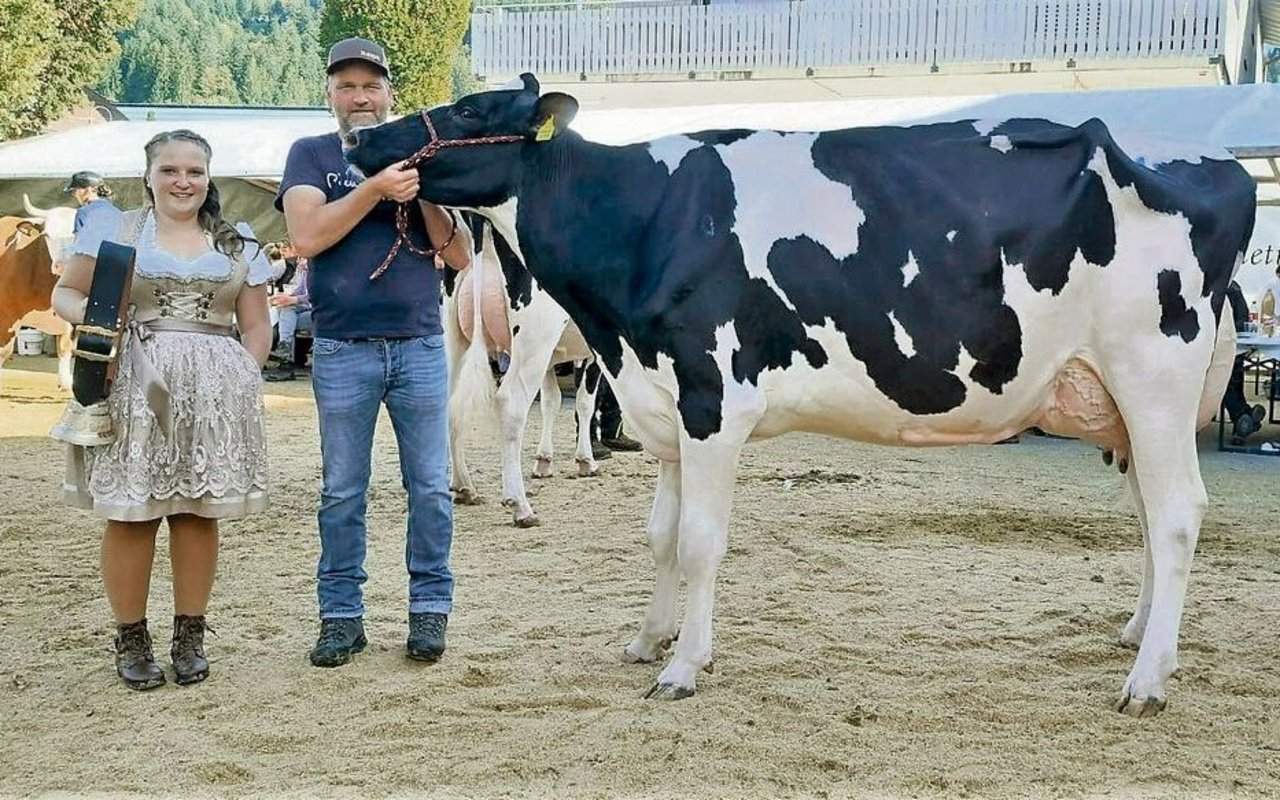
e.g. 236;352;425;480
0;0;141;140
0;1;57;139
98;0;325;107
320;0;471;110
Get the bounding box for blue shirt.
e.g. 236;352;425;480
275;132;441;339
74;198;122;236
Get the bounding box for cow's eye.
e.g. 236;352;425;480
458;106;477;121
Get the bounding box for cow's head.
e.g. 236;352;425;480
345;73;579;209
21;194;77;267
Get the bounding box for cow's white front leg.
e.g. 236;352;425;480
55;330;72;392
0;336;12;391
1120;467;1153;649
532;368;561;479
573;361;601;477
624;459;681;664
645;436;743;700
1113;406;1204;717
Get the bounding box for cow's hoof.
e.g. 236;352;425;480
576;459;600;478
1101;449;1114;466
622;642;664;664
643;682;695;701
1115;691;1166;718
531;458;554;479
452;488;483;505
513;513;540;528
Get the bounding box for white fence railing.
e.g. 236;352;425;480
471;0;1226;79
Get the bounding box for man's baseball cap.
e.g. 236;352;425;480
63;170;104;193
327;37;391;79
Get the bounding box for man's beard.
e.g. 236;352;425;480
339;109;385;135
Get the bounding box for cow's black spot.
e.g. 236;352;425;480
689;130;754;147
1156;269;1200;342
512;324;520;338
491;223;534;311
442;264;457;297
582;360;602;394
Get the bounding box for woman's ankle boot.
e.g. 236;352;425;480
171;614;210;685
114;619;166;691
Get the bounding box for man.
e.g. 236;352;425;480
591;380;642;456
264;254;311;382
276;37;471;667
63;171;122;259
1224;279;1267;444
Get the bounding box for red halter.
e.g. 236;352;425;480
369;111;526;281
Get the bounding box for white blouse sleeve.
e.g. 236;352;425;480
237;222;273;286
71;209;120;257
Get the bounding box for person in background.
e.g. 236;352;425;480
63;170;122;235
264;255;312;382
1223;279;1267;445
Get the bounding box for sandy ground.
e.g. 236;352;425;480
2;355;1280;800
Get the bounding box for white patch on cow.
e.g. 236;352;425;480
612;341;682;461
888;312;915;358
971;119;1008;137
1084;146;1208;335
479;197;522;263
989;135;1013;154
946;230;957;243
716;131;864;311
647;135;702;176
901;251;920;287
952;344;978;386
708;321;766;434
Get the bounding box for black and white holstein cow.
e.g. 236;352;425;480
346;75;1256;716
445;213;602;527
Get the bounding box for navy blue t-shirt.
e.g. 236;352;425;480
275;132;442;339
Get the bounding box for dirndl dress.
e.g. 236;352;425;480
63;209;272;521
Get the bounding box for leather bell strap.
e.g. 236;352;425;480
72;241;136;407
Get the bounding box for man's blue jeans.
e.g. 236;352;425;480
311;335;453;618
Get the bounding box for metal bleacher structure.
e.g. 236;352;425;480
469;0;1237;104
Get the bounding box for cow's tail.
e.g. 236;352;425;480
449;224;497;434
1196;286;1239;430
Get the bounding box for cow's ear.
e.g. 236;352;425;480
530;92;578;142
15;220;39;237
519;72;540;95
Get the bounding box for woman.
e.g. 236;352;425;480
52;130;272;691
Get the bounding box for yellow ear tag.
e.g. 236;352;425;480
535;115;556;142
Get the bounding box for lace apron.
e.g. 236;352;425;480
64;210;269;521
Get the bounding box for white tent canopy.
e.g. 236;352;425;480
0;117;334;181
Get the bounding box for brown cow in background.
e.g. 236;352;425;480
0;206;75;392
